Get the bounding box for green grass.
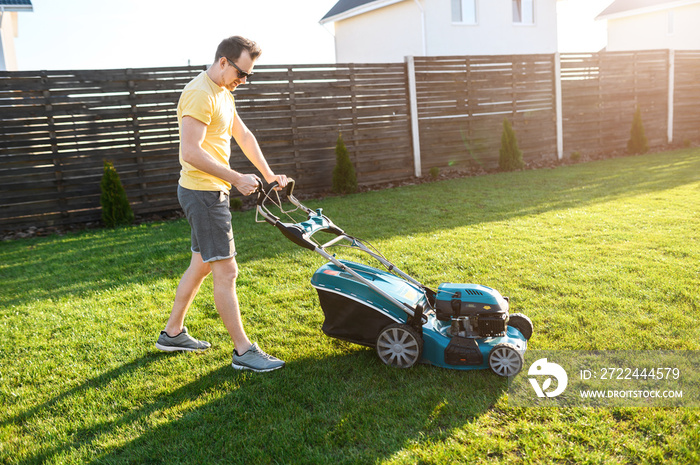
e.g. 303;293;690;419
1;149;699;464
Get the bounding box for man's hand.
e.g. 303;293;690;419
233;173;261;196
266;174;288;190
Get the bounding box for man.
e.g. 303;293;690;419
155;36;288;372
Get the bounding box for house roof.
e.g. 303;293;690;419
0;0;33;11
596;0;700;20
320;0;406;25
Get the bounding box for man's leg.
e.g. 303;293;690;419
163;252;211;336
209;256;252;354
210;256;285;372
156;252;213;352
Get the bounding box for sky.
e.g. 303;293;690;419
557;0;615;53
14;0;339;70
13;0;614;71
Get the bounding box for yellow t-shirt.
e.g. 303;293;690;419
177;71;235;192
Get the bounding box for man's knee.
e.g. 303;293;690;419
211;258;239;282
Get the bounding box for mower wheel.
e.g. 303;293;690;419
508;313;533;340
488;343;523;377
376;323;423;369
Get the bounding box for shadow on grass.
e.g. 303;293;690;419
9;349;507;465
2;353;159;424
0;221;191;307
1;149;698;309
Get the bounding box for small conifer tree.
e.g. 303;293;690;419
627;106;649;155
100;160;134;228
331;132;358;194
499;118;524;171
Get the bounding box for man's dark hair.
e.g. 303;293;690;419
215;36;261;62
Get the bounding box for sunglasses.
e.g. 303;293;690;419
222;57;253;80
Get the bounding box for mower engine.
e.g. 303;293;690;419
434;283;509;338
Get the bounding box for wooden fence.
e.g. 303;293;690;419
560;50;670;154
0;63;413;231
414;54;557;171
231;62;412;188
673;50;700;143
1;50;699;232
0;67;202;229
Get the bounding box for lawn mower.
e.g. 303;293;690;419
255;181;533;376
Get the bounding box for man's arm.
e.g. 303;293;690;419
231;112;288;189
181;116;260;195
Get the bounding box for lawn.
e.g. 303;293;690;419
1;148;699;464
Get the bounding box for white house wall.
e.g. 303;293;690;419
606;4;700;51
334;1;423;63
427;0;557;56
332;0;558;63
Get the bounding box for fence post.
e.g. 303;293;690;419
667;49;675;144
405;55;422;177
554;52;563;160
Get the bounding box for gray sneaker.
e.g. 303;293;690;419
155;326;211;352
231;343;285;372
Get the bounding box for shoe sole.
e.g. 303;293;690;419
155;343;209;352
231;361;285;373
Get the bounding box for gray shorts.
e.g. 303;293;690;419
178;185;236;263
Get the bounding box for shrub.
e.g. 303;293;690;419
571;151;582;162
429;166;440;179
100;160;134;228
499;118;524;171
332;133;358;194
627;106;649;155
230;197;243;211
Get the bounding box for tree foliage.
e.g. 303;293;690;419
627;106;649;155
100;160;134;228
332;133;358;195
499;118;524;171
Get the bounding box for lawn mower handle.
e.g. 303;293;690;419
255;179;345;251
255;178;310;223
255;179;295;208
255;179;426;321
